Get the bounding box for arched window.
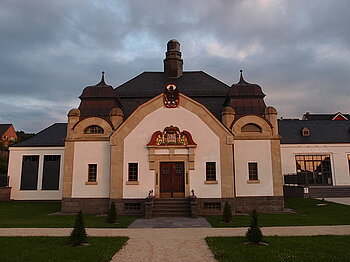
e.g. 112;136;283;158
241;123;262;132
84;125;104;134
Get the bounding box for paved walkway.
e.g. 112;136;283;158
128;217;211;228
1;225;350;262
322;197;350;206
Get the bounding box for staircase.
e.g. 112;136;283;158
309;186;350;198
152;198;191;217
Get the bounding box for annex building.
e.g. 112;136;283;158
7;40;350;216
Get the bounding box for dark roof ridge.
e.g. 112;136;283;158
11;123;67;147
114;71;146;90
196;70;230;87
115;71;230;90
28;123;66;137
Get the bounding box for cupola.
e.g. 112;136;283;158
78;72;122;121
224;70;267;119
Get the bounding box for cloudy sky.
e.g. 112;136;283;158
0;0;349;132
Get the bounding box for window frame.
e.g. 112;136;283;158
128;163;138;182
206;162;217;181
248;162;258;181
241;124;262;132
88;164;97;182
84;125;104;134
295;154;332;185
20;155;40;190
42;155;61;190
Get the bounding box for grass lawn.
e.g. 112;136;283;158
0;236;128;262
206;198;350;227
0;201;138;228
206;235;350;262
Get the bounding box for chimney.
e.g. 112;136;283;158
164;39;183;78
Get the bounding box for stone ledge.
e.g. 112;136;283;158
85;181;98;185
204;180;218;184
247;180;260;184
126;181;139;185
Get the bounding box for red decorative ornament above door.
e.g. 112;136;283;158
147;125;196;146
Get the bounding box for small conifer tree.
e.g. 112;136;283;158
106;202;117;223
246;209;263;243
70;210;88;245
222;201;232;223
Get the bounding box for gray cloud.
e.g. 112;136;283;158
0;0;349;132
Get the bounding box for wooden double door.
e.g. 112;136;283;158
160;162;185;198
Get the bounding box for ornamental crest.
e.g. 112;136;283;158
147;126;196;146
163;84;179;108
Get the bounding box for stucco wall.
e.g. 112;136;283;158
234;140;274;196
123;106;221;198
72;141;110;198
281;144;350;186
8;147;64;200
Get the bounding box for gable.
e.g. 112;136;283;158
114;71;229;120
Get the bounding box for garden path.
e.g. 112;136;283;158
1;226;350;262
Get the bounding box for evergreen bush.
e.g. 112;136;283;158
106;202;117;224
69;210;88;245
222;201;232;223
246;209;263;243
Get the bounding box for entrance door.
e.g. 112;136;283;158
160;162;185;198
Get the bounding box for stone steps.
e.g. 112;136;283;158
152;198;191;217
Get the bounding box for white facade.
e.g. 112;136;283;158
234;140;274;196
281;144;350;186
8;147;64;200
123;106;221;198
71;141;110;198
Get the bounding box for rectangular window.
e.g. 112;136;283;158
248;162;258;180
88;164;97;182
204;202;221;210
20;155;39;190
295;155;332;185
128;163;138;181
124;203;141;211
206;162;216;181
42;155;61;190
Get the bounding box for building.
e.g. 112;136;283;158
0;124;17;147
7;40;350;215
280;117;350;198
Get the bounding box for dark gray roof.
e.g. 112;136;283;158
115;71;229;119
11;123;67;147
0;124;12;136
279;120;350;144
303;112;350;120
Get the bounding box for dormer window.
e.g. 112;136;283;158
241;123;262;132
301;127;310;137
84;125;104;134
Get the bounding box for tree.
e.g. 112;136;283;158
246;209;263;244
222;201;232;223
106;202;117;223
15;131;35;144
70;211;88;245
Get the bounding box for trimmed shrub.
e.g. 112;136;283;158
222;201;232;223
70;210;88;245
106;202;117;224
246;209;263;243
